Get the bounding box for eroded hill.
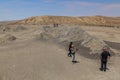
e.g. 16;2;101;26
9;16;120;27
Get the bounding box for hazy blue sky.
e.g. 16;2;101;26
0;0;120;21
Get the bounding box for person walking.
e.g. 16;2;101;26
68;42;73;57
100;48;111;72
68;42;77;63
71;45;77;63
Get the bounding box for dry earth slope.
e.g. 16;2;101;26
0;15;120;80
0;39;120;80
9;16;120;27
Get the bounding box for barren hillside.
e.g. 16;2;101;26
10;16;120;27
0;16;120;80
79;16;120;26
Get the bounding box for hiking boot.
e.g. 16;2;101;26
104;69;106;72
100;68;103;71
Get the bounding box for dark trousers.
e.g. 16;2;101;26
72;53;75;61
68;50;72;57
101;60;107;71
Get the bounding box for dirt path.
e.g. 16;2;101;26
0;40;119;80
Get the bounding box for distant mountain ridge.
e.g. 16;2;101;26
8;16;120;27
0;20;17;25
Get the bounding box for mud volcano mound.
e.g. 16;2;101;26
35;25;111;59
0;34;16;44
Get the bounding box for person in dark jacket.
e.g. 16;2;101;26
68;42;77;63
100;48;111;72
71;45;77;63
68;42;73;57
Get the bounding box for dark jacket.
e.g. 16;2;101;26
101;51;111;61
